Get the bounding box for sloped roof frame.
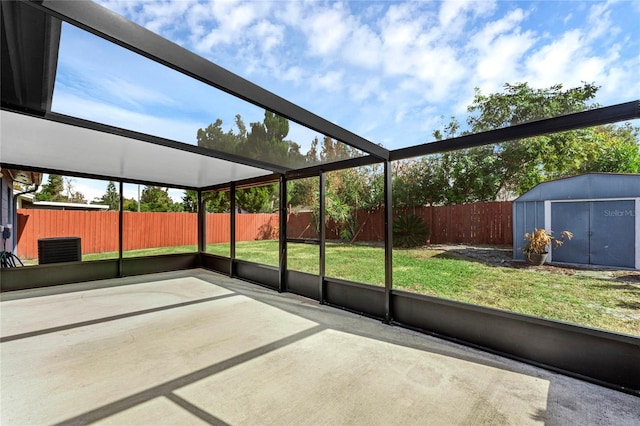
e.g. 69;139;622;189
0;0;281;188
28;0;389;161
1;109;275;190
1;1;638;191
0;0;60;115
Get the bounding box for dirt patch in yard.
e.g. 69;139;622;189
432;243;640;284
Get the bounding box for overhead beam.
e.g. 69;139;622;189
202;155;382;192
28;0;389;161
286;155;381;180
1;1;61;114
391;100;640;161
201;173;281;193
0;162;200;192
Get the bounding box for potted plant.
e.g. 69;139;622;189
523;228;573;265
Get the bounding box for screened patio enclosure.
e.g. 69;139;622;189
1;0;639;396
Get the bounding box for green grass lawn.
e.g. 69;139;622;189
47;240;640;335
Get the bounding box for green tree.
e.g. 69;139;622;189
182;190;231;213
310;161;383;242
197;113;380;239
206;191;231;213
393;158;448;208
123;198;138;212
198;111;305;167
93;181;119;210
140;186;174;212
236;185;278;213
35;175;87;203
431;82;639;202
35;174;64;201
168;201;184;212
305;135;360;164
182;190;198;213
62;177;85;203
68;191;87;204
288;177;318;210
197;117;243;154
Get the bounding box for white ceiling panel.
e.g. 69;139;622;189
0;110;272;188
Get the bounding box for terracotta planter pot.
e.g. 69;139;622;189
527;252;548;266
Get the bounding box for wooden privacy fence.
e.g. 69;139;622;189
286;201;513;245
16;201;512;258
16;210;279;259
17;210;120;258
422;201;512;245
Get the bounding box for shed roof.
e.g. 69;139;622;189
514;173;640;202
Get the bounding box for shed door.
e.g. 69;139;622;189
589;201;635;268
551;202;589;264
551;201;635;268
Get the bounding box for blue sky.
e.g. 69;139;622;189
49;0;640;201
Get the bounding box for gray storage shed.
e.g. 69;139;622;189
513;173;639;269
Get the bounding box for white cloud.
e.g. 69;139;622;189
253;20;284;52
305;4;351;56
278;66;305;85
342;25;383;69
97;76;178;109
586;0;615;41
80;0;640;150
71;179;104;203
439;0;496;28
525;29;584;88
310;71;344;92
591;52;640;103
96;0;195;41
95;0;140;19
380;3;425;50
188;1;272;52
52;93;204;144
563;12;573;25
468;8;537;95
439;0;467;27
138;1;196;35
469;8;527;50
348;78;382;103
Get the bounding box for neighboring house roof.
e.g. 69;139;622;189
1;168;43;185
17;194;109;211
31;201;109;210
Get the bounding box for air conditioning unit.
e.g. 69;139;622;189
38;237;82;264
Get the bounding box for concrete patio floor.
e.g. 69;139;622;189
1;269;638;425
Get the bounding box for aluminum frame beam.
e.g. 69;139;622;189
391;101;640;161
1;1;61;115
286;155;382;180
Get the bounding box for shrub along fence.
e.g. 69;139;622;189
16;201;512;258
